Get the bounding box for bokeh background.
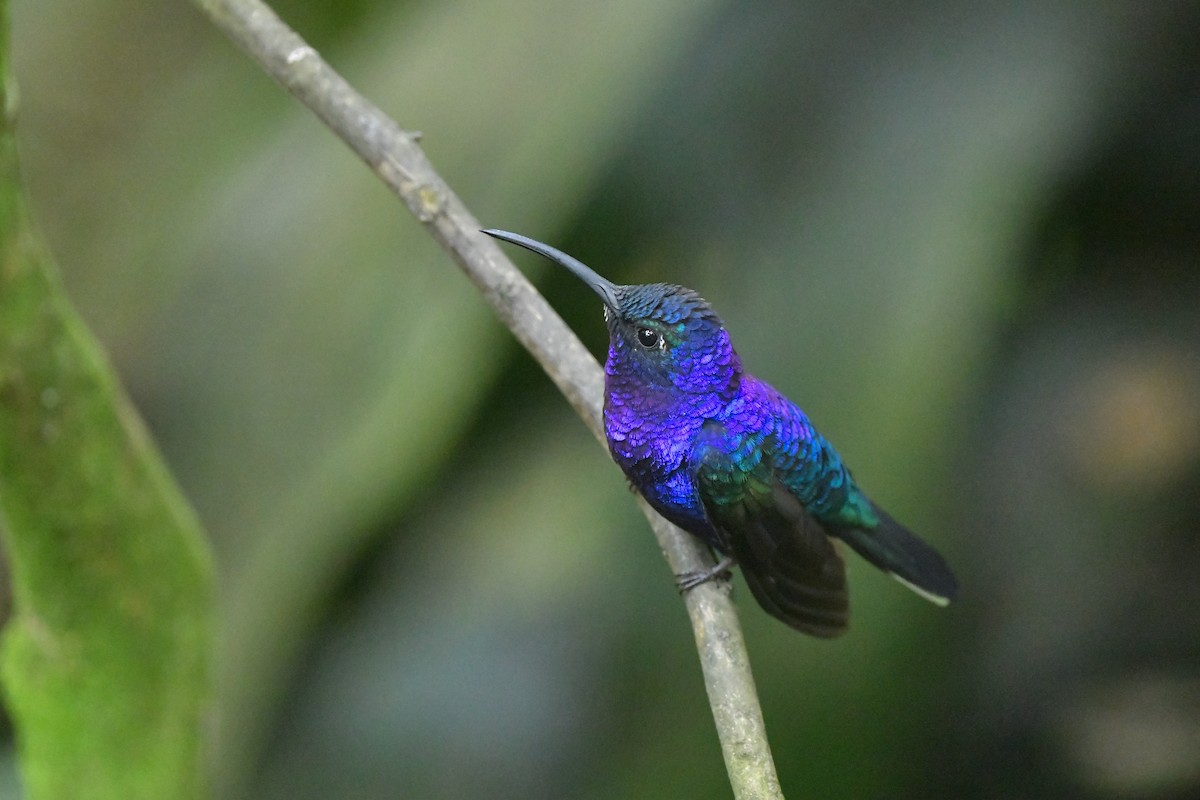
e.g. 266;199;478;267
10;0;1200;797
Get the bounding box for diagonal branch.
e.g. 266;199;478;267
191;1;783;796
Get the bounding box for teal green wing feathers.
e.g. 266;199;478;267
694;422;849;637
772;424;959;606
700;409;958;616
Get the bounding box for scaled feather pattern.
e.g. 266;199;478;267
484;229;958;637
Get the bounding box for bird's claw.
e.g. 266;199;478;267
675;555;736;593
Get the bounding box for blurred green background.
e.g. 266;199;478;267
9;0;1200;797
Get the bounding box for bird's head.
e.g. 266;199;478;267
484;230;741;396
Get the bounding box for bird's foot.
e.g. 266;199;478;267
675;555;735;593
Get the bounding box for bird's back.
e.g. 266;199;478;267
696;374;957;633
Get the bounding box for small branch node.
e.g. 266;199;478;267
285;45;317;65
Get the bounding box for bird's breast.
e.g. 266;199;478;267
603;386;724;537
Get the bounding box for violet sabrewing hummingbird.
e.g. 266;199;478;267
483;229;958;637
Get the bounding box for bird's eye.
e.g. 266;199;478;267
636;327;661;349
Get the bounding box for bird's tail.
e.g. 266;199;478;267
836;504;958;606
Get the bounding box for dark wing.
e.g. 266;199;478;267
695;423;849;637
768;404;959;607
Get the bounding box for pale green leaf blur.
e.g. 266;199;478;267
10;1;1200;798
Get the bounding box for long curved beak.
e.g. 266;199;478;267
482;229;620;311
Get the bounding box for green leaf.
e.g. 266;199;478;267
0;3;214;797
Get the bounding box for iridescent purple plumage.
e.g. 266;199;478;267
484;229;958;637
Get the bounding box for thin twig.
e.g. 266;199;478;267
191;1;783;796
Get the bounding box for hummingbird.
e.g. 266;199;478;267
483;229;958;637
